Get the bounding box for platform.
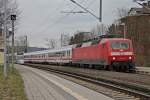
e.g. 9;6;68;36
136;67;150;74
15;65;113;100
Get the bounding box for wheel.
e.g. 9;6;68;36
105;65;110;71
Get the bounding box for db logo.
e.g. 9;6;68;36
120;49;124;52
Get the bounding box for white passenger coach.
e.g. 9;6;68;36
24;45;74;64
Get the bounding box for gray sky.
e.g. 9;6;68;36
16;0;139;47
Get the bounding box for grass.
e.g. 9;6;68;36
0;65;27;100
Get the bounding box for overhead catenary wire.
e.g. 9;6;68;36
61;0;96;14
36;0;100;35
47;0;100;28
30;0;85;35
35;0;87;35
70;0;101;21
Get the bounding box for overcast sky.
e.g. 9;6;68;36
16;0;139;48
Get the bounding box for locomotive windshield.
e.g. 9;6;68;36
111;41;129;49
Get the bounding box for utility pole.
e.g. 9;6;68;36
11;15;16;69
99;0;102;22
6;29;11;68
61;34;62;47
25;35;28;53
3;0;8;78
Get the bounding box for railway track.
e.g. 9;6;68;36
136;69;150;76
24;64;150;100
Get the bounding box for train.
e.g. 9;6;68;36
23;36;135;72
15;54;24;64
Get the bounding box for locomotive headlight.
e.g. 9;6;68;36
129;57;132;60
113;57;116;60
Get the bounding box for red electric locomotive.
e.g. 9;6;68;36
23;35;135;72
72;38;135;72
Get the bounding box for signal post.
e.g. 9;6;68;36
11;15;16;70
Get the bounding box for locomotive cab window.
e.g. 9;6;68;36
111;42;129;49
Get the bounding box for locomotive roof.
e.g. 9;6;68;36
24;45;74;56
76;38;131;48
102;38;131;41
100;38;131;44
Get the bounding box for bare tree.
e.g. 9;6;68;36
91;23;108;36
61;33;70;47
70;23;108;45
45;38;57;49
15;36;28;54
96;24;108;35
0;0;20;32
116;8;129;19
107;24;117;34
69;32;85;45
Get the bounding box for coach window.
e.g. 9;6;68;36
64;51;66;56
55;53;57;57
48;53;51;57
62;51;64;56
59;52;61;57
61;51;64;56
65;51;67;56
67;51;68;56
49;53;52;57
67;51;69;56
56;52;59;57
45;54;48;57
63;51;65;56
67;51;70;56
68;51;70;56
60;52;63;57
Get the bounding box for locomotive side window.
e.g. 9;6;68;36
111;42;129;49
